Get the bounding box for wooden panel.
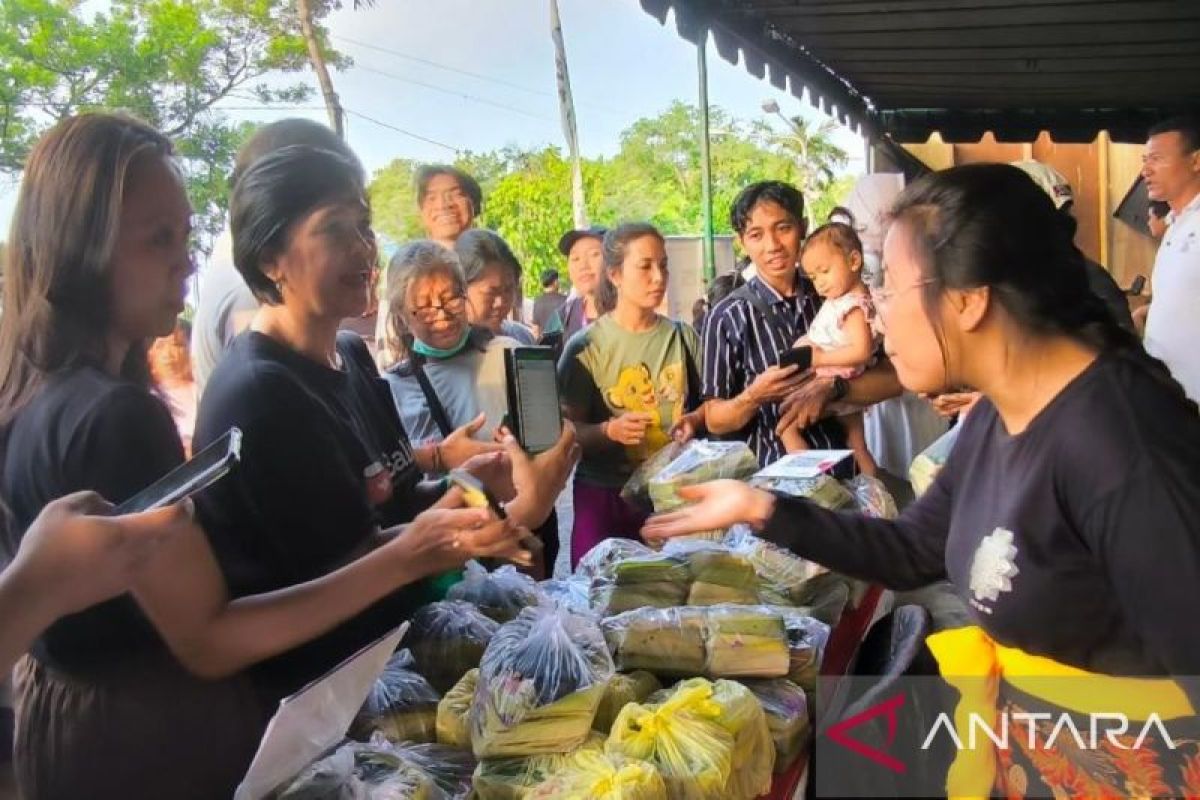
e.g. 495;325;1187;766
952;133;1027;167
1032;133;1102;263
1105;142;1160;292
903;133;954;171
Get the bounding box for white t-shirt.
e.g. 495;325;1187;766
1144;192;1200;403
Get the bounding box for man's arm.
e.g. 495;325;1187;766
775;358;903;434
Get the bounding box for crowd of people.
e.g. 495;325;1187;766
0;108;1197;799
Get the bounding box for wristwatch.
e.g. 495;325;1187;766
830;376;850;403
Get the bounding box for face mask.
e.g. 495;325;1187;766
412;327;471;360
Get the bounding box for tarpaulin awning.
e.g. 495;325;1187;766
639;0;1200;143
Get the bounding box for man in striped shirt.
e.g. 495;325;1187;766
703;181;902;467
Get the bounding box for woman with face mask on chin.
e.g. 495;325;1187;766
645;164;1200;799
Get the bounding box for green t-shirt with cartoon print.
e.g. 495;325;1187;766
557;314;701;488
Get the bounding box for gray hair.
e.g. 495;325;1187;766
382;240;467;361
454;228;522;285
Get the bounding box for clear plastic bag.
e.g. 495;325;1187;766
749;473;856;509
435;669;477;749
406;601;499;693
277;745;368;800
528;751;667;800
576;539;654;581
538;577;593;616
589;554;690;617
909;423;960;497
620;440;686;514
774;609;831;693
470;605;615;758
367;738;474;799
470;733;604;800
646;441;758;514
602;605;789;680
604;679;735;800
703;605;789;679
789;572;852;626
720;526;824;597
742;678;810;773
446;561;543;623
845;474;899;519
351;651;441;744
602;606;708;677
593;670;662;733
681;546;760;606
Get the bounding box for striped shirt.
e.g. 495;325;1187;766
702;273;846;465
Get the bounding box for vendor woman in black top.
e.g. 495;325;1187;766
0;114;538;800
645;164;1200;798
192;143;577;705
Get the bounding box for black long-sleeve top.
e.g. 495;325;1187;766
761;354;1200;678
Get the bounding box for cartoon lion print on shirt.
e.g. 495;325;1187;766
605;361;686;460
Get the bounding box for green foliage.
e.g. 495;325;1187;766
0;0;343;250
368;102;855;297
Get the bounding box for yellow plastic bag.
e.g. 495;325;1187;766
471;733;604;800
703;678;775;798
605;680;734;800
593;671;662;734
529;751;667;800
435;668;477;749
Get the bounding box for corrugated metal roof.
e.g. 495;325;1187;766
639;0;1200;143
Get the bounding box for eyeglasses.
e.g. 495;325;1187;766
409;295;466;322
869;278;937;318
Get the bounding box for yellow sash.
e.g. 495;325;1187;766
926;625;1194;800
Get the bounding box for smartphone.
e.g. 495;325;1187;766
778;345;814;372
504;347;563;454
446;469;544;555
447;469;507;519
112;428;242;515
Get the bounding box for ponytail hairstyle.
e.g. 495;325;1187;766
595;222;665;315
890;163;1195;412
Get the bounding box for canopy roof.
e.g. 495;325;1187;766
639;0;1200;143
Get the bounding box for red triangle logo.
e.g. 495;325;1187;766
825;692;908;774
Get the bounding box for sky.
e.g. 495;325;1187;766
0;0;865;233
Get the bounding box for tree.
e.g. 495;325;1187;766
366;103;857;297
0;0;326;250
752;114;849;202
293;0;369;138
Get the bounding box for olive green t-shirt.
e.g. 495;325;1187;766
558;314;701;487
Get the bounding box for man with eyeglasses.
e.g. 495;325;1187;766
1142;116;1200;403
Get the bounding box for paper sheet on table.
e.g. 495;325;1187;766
754;451;854;480
234;623;407;800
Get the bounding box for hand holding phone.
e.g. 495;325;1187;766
777;345;814;372
112;428;242;516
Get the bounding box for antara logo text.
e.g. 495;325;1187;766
922;711;1178;752
824;693;1178;776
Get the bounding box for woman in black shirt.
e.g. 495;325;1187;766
645;164;1200;798
193;144;576;704
0;114;533;800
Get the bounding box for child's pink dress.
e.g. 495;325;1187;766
800;292;879;379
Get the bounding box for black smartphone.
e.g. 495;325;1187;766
778;345;814;372
446;469;545;555
447;469;507;519
113;428;242;515
504;347;563;454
